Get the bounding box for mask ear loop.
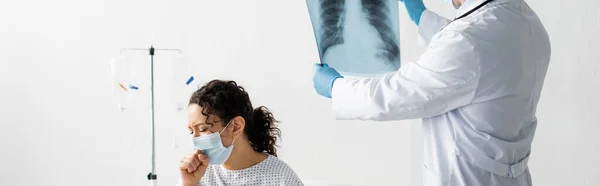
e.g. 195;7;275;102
220;119;236;147
220;119;233;133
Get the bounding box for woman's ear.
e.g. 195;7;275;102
231;116;245;138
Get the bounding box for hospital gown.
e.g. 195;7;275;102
177;155;303;186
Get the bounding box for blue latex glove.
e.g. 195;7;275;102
312;63;343;98
400;0;426;25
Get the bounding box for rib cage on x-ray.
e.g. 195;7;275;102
361;0;400;62
307;0;401;77
318;0;346;59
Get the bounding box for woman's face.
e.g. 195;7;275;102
187;104;235;147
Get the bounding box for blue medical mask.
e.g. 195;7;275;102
192;120;235;165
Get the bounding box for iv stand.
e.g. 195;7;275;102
119;46;183;186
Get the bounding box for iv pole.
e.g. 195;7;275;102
119;46;183;186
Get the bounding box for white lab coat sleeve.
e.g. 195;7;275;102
418;10;451;45
331;31;479;121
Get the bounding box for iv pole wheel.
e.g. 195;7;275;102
148;170;157;186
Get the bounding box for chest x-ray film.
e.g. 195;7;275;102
307;0;401;77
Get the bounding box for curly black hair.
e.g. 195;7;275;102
189;80;281;156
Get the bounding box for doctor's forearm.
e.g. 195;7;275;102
330;62;478;121
330;77;418;121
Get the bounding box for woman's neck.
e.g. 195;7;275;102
222;142;268;170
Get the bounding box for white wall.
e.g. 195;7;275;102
0;0;598;186
524;0;600;185
0;0;412;185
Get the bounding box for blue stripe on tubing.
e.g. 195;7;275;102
186;76;194;85
129;85;139;90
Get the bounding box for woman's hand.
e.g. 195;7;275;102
179;150;209;186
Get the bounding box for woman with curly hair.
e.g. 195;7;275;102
177;80;303;186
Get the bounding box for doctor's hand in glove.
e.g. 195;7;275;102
312;63;343;98
399;0;426;25
179;150;209;186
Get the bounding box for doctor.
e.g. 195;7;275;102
312;0;551;185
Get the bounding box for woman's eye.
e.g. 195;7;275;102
198;125;211;133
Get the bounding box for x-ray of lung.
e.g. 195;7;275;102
307;0;401;77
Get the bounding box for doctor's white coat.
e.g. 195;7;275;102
330;0;551;185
